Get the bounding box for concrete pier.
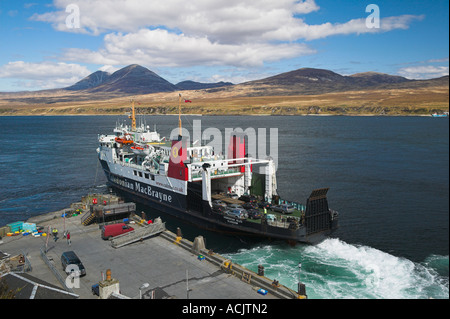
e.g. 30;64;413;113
0;196;304;300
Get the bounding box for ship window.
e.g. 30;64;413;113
144;173;149;179
151;175;155;181
138;172;143;177
133;170;137;176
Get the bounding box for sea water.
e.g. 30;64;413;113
222;239;448;299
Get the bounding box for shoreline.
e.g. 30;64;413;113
0;112;443;117
1;81;447;118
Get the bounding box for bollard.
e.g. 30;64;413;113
106;269;112;281
192;235;206;254
258;264;265;276
297;282;306;296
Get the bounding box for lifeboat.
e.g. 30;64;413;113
115;134;134;145
131;143;150;155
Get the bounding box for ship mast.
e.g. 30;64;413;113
130;99;136;131
178;93;182;137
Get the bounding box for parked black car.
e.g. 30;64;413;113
92;283;99;296
247;209;262;219
212;199;227;210
213;206;229;215
61;251;86;277
243;202;258;210
238;194;258;203
258;201;273;210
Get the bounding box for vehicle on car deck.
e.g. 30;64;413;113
247;209;262;219
226;208;248;219
273;204;295;214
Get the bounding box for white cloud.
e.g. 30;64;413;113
263;14;425;41
98;64;120;73
31;0;424;70
398;65;449;79
427;57;449;63
0;61;91;89
32;0;321;42
31;0;423;42
61;28;316;68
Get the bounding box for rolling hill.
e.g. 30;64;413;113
0;64;447;116
175;80;233;91
234;68;448;96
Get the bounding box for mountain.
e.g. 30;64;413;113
2;64;447;105
69;64;178;95
349;72;409;86
89;64;177;94
239;68;354;95
237;67;434;96
62;65;448;98
64;64;234;95
251;68;349;86
66;71;111;91
175;80;233;91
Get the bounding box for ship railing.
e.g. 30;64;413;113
114;158;157;173
266;220;290;229
143;167;159;175
278;199;306;212
266;215;302;229
190;154;226;163
191;167;242;179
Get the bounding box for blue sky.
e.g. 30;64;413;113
0;0;448;91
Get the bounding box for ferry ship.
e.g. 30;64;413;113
97;98;339;244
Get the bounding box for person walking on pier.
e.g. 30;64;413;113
66;232;71;246
52;228;58;242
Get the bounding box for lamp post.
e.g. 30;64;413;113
298;262;302;282
186;269;190;299
297;262;307;297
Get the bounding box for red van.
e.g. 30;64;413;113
101;223;134;240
